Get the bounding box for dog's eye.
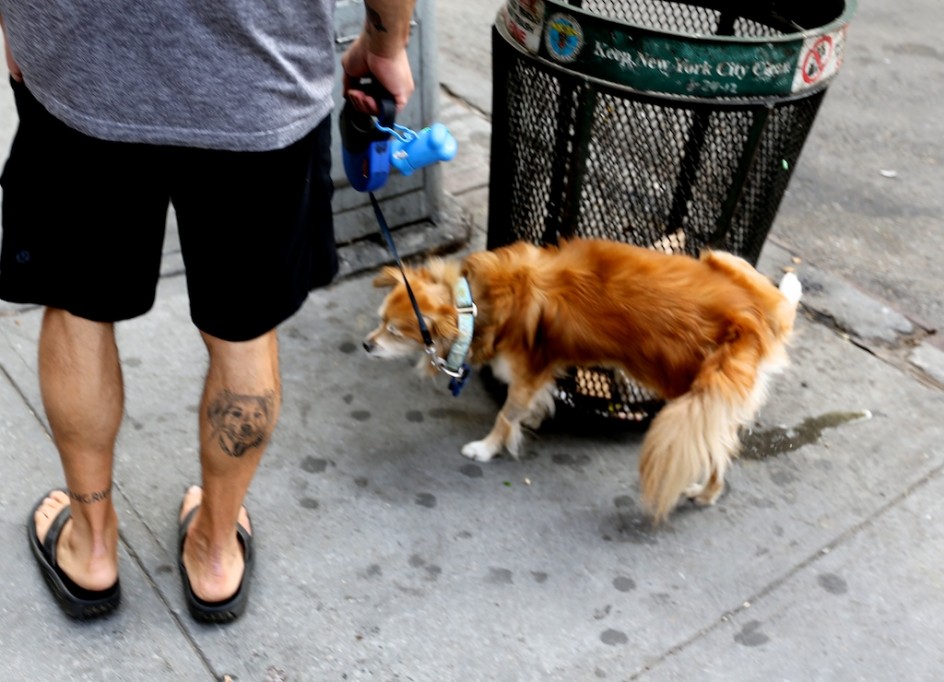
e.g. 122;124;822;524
386;324;402;337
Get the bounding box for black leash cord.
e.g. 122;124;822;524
368;191;435;349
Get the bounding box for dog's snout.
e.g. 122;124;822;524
363;339;374;353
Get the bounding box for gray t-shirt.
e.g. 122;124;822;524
0;0;336;151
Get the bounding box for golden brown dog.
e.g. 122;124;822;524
364;238;801;522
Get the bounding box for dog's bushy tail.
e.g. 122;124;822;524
639;269;803;523
638;319;771;524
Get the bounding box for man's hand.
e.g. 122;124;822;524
342;35;414;113
341;0;416;113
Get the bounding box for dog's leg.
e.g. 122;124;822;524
462;381;541;461
522;381;557;430
684;458;728;506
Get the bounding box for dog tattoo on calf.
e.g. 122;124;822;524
208;389;274;457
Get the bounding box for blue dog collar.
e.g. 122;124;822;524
439;277;475;396
445;277;476;375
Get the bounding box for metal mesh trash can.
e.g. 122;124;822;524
488;0;855;422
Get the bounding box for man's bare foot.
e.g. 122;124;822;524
179;485;252;603
33;489;119;592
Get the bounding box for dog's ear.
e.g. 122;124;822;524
424;257;448;284
253;394;272;420
373;266;402;288
207;389;233;427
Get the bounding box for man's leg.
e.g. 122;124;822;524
170;118;331;612
33;308;122;592
179;329;280;602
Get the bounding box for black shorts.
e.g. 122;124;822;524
0;78;337;342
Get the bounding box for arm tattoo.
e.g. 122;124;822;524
208;389;275;458
365;3;388;33
68;486;112;505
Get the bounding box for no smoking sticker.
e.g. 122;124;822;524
792;27;847;92
802;36;833;83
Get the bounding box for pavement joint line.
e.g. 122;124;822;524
628;461;944;680
448;184;489;198
116;518;220;681
803;303;934;352
766;235;937;337
798;308;944;392
0;361;48;435
440;83;491;119
764;235;943;390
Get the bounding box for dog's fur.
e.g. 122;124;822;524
364;238;801;522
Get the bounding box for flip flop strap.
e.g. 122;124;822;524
43;504;73;563
178;506;200;545
235;520;252;565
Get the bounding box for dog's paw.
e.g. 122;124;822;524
779;271;802;304
685;481;724;507
462;440;499;462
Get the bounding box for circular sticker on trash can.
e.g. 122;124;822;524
545;13;584;63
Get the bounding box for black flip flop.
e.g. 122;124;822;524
178;504;254;624
27;491;121;619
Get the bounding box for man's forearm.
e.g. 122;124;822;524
363;0;416;57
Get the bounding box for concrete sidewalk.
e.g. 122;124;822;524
2;1;943;680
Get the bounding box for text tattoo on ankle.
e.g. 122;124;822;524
208;389;275;457
67;485;112;505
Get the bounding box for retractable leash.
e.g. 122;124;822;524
339;80;469;395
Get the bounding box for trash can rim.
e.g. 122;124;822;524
499;0;857;100
533;0;858;47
